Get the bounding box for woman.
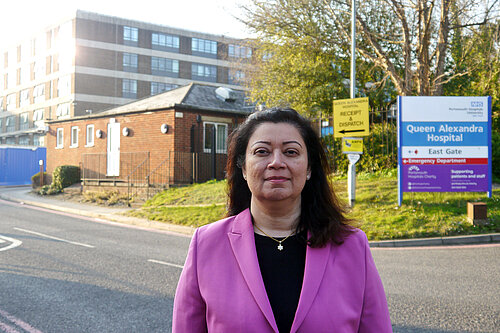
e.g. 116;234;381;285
173;108;392;332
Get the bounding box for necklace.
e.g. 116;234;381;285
254;224;295;251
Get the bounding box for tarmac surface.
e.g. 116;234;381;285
0;185;498;247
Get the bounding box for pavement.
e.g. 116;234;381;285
0;185;498;247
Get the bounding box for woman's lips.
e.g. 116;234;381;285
265;176;289;183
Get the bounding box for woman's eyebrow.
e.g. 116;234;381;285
283;140;303;147
250;140;271;147
250;140;303;148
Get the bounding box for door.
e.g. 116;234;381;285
107;122;120;176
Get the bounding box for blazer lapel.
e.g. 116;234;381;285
290;241;332;333
227;209;279;332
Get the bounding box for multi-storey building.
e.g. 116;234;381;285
0;10;251;146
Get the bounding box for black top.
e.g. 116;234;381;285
254;231;307;333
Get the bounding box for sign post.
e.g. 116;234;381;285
398;96;492;206
334;97;369;207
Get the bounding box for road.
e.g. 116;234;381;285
0;199;190;332
1;198;499;332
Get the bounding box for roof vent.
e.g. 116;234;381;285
215;87;237;102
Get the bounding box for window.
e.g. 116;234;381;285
0;118;3;134
192;63;217;82
20;64;30;84
151;82;178;95
122;79;137;98
70;126;78;147
6;137;15;145
152;33;179;50
34;60;46;80
56;128;63;148
57;75;71;97
86;124;94;147
20;89;30;107
192;38;217;57
18;136;30;145
56;102;70;118
34;83;45;103
0;97;3;111
6;116;16;132
228;44;252;59
229;70;245;84
151;57;179;77
123;53;138;72
34;134;44;146
8;69;16;88
6;93;16;111
19;112;29;130
123;26;138;45
33;108;44;127
203;122;228;153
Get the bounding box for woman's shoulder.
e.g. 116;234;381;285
195;208;251;239
338;228;369;248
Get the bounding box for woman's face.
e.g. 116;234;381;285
242;122;310;205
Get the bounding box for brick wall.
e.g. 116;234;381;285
46;107;242;184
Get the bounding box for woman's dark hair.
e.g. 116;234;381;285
226;107;354;247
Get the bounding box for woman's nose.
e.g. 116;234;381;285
268;151;286;169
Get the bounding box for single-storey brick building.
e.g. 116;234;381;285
46;83;254;196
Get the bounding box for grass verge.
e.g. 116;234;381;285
125;172;499;240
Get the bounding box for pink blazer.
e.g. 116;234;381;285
173;209;392;332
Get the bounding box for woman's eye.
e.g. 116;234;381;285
254;149;269;155
285;150;298;156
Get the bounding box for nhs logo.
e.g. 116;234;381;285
471;101;483;107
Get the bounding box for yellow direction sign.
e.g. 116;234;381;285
333;97;369;138
342;137;363;154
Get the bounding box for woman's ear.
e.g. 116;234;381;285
242;166;247;180
306;168;311;180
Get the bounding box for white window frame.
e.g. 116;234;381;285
56;102;70;119
34;84;45;104
123;26;138;43
123;53;138;70
228;44;252;59
203;122;228;154
56;128;64;148
70;126;78;148
86;124;94;147
192;38;217;55
152;33;179;49
20;89;30;108
122;79;137;98
6;93;16;111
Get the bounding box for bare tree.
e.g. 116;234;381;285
240;0;499;100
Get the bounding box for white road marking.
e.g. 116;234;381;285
13;228;95;248
148;259;184;269
0;235;22;252
0;309;44;333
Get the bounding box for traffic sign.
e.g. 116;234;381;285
342;137;363;154
333;97;369;138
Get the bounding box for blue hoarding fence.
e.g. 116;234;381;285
0;146;47;186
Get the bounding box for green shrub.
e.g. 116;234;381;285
38;165;80;196
31;172;52;188
322;122;397;175
52;165;80;191
38;184;61;195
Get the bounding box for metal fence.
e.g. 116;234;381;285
311;107;397;172
81;150;227;201
81;152;150;184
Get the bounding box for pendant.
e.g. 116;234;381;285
277;243;283;251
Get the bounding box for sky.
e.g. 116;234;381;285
0;0;252;50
